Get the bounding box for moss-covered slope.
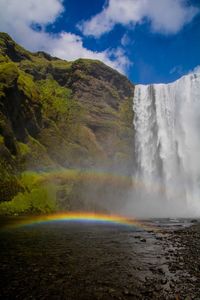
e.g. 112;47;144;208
0;32;135;207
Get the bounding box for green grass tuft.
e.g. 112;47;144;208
0;62;19;97
0;184;57;215
18;142;30;156
17;71;39;101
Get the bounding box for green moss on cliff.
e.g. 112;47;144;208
37;79;72;116
18;71;39;101
0;134;4;144
37;78;83;141
18;142;30;156
0;62;19;96
0;184;57;215
0;32;31;61
25;135;55;170
51;59;72;70
119;97;134;126
0;32;135;215
0;157;25;202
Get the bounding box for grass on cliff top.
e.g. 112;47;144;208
73;58;102;68
0;32;31;59
51;59;72;70
0;61;39;101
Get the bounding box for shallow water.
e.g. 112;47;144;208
0;219;193;299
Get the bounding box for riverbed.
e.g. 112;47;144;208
0;218;199;299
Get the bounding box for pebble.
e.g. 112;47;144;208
140;238;146;243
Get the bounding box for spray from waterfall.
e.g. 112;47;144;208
126;72;200;218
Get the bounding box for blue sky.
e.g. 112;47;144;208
0;0;200;84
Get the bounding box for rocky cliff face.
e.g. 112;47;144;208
0;32;134;202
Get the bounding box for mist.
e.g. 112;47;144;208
13;71;200;220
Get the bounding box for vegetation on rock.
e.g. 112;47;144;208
0;32;135;214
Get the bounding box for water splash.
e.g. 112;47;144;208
133;72;200;217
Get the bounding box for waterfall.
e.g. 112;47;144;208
132;72;200;217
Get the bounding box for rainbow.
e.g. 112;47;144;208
34;168;165;194
4;212;158;231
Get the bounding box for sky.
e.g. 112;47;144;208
0;0;200;84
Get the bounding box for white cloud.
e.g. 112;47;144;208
0;0;130;73
192;65;200;74
189;65;200;74
121;33;131;46
169;65;183;75
80;0;199;37
107;47;132;71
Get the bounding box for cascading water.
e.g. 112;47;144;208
132;72;200;217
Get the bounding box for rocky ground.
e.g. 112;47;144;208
0;219;200;300
163;221;200;299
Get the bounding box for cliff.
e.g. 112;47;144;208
0;32;134;212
